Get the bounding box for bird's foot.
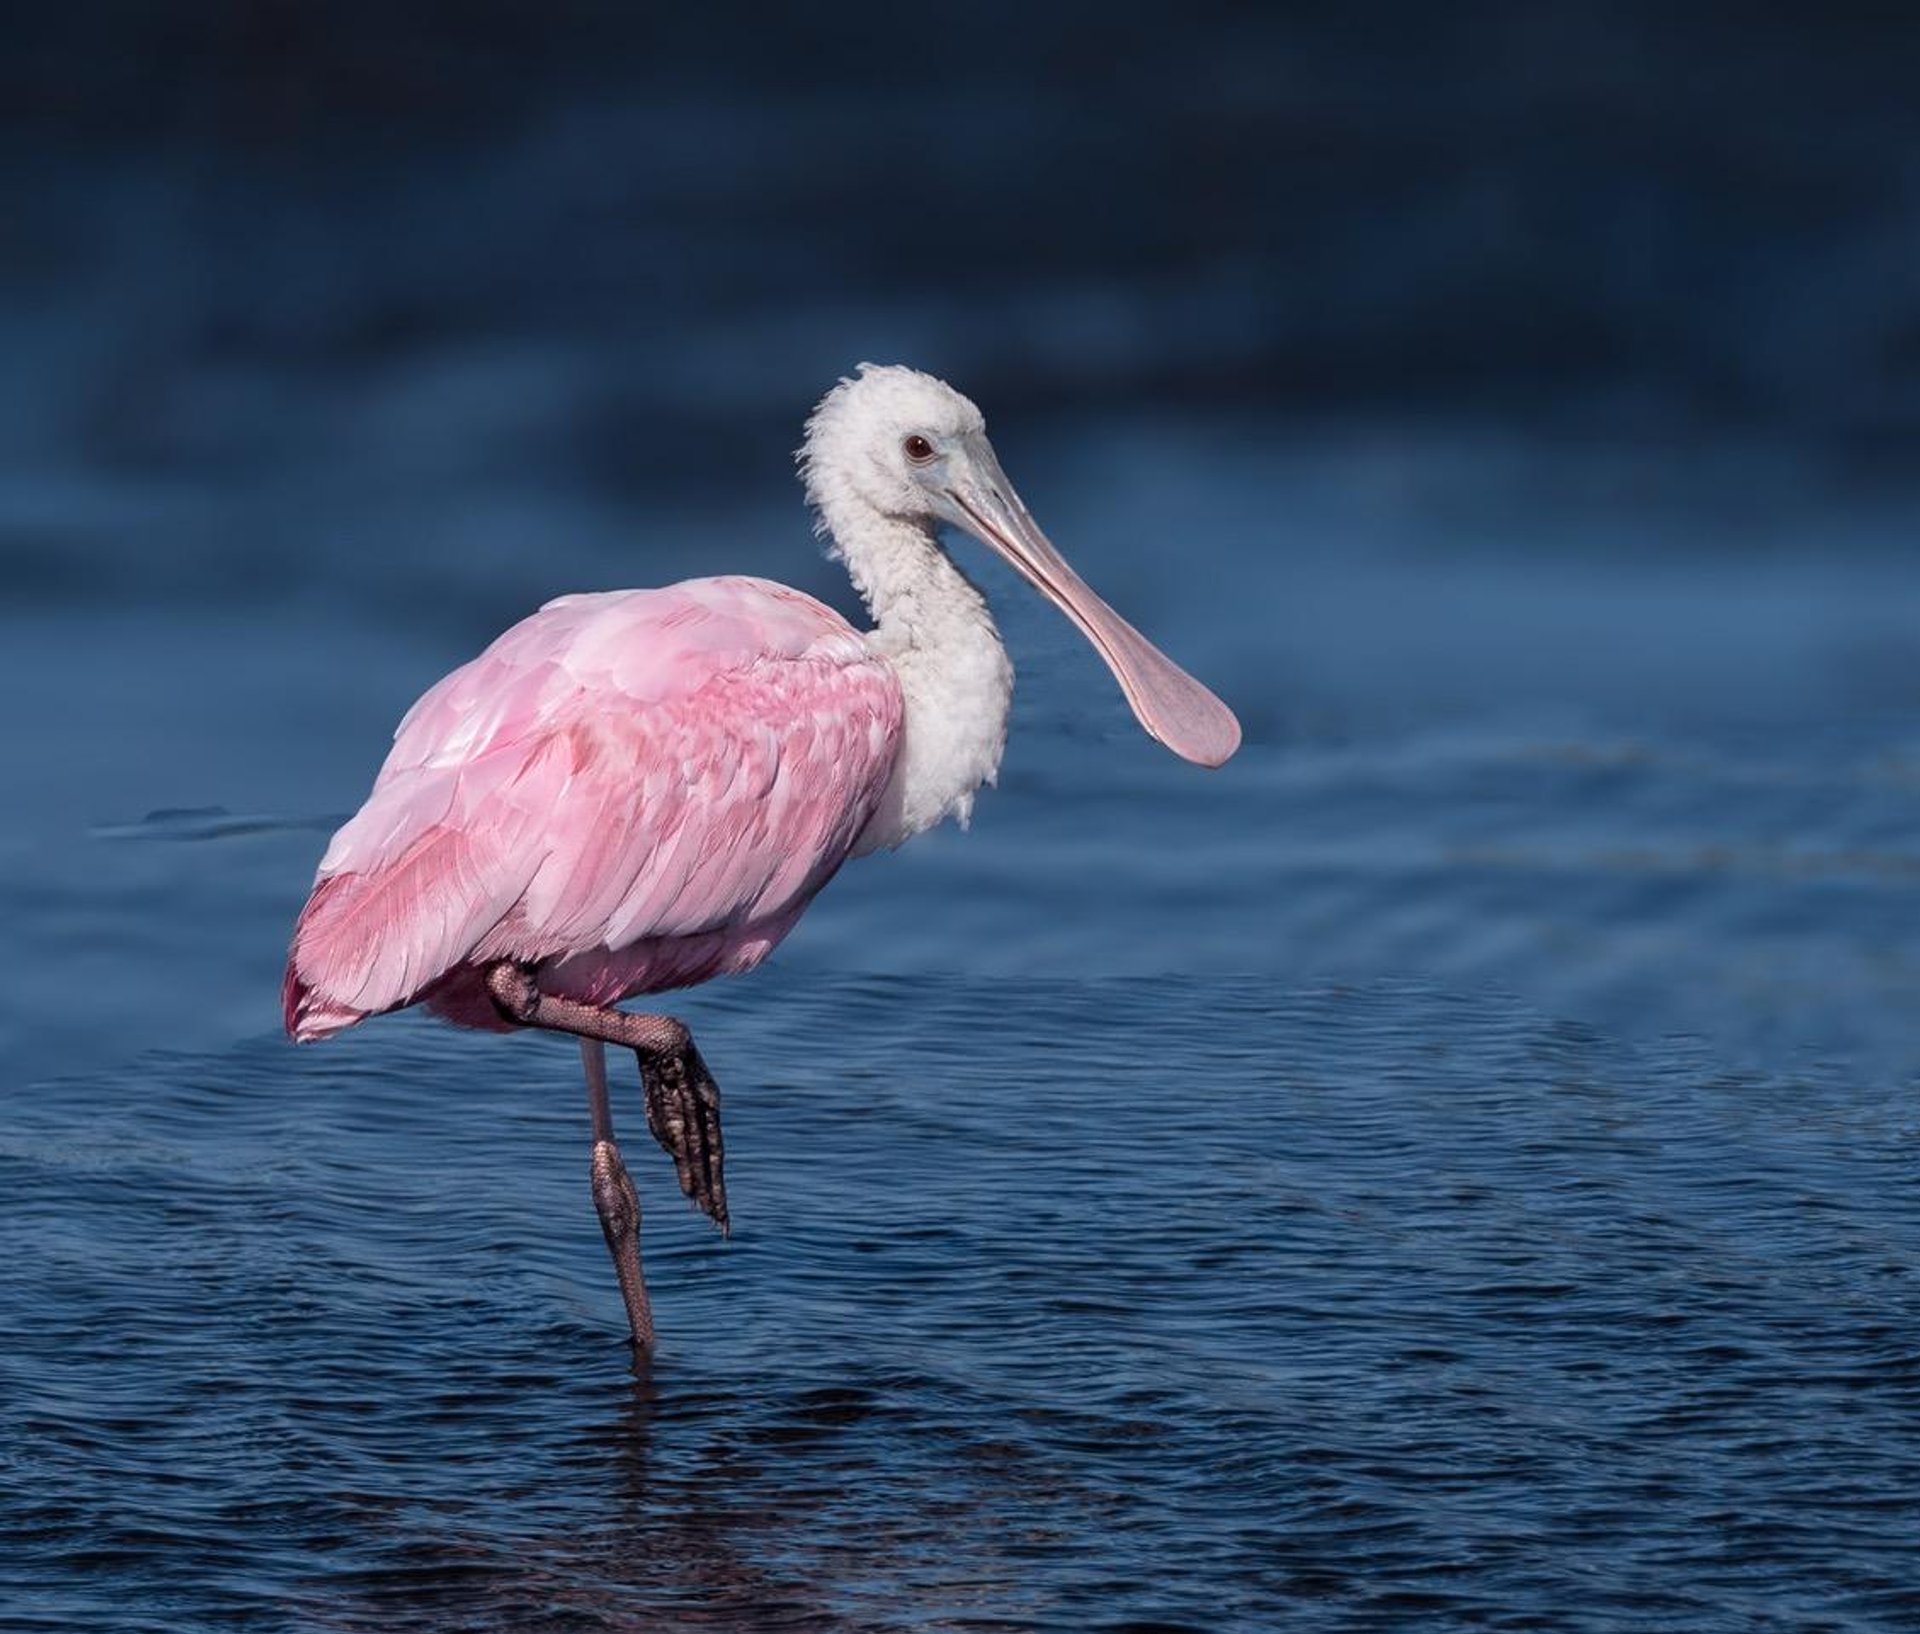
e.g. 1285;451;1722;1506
641;1042;728;1236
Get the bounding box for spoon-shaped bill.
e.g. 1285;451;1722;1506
943;451;1242;767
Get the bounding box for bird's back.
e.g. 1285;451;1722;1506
285;576;903;1040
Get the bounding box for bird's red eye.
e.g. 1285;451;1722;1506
903;434;936;464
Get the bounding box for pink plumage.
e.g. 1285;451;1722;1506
284;574;903;1042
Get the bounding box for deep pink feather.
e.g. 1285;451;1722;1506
284;575;904;1041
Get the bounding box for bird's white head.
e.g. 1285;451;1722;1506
800;363;1241;769
801;363;987;524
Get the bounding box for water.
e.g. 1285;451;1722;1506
6;976;1920;1631
12;10;1920;1621
6;402;1920;1630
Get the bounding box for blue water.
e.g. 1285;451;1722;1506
6;400;1920;1630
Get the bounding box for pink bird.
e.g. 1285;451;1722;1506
285;364;1240;1350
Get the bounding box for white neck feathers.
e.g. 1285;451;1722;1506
810;489;1013;853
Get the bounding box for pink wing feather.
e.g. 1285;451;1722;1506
285;575;903;1041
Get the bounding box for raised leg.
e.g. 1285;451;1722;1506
580;1038;653;1349
487;964;728;1233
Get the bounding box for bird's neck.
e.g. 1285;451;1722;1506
822;500;1013;853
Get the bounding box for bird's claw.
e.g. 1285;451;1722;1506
642;1043;729;1235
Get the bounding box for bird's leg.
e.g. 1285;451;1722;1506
487;964;729;1234
580;1038;653;1350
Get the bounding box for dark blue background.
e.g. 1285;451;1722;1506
5;8;1920;1630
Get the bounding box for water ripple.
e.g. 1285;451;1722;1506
4;976;1919;1629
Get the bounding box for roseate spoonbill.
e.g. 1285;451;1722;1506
285;364;1240;1350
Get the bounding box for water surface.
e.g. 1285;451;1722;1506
5;418;1920;1630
